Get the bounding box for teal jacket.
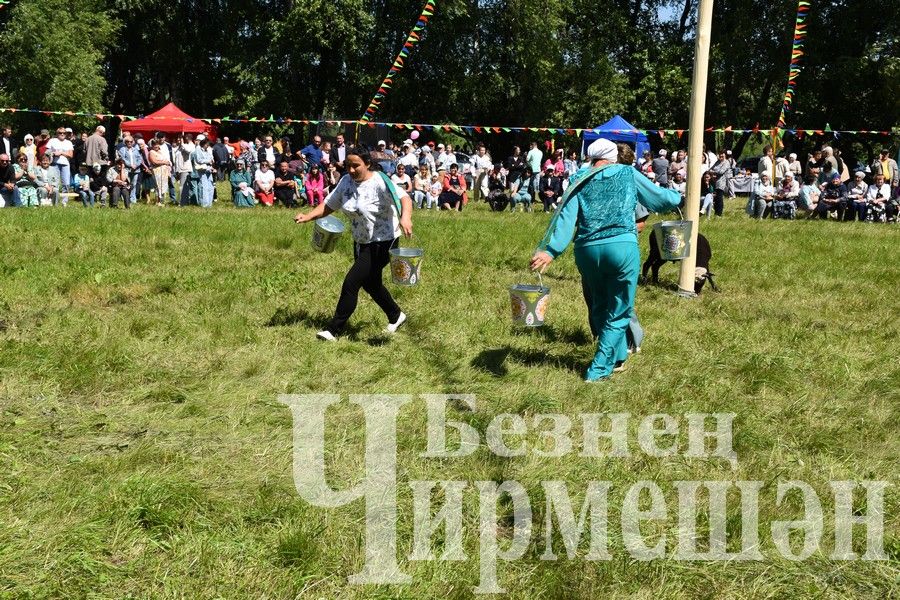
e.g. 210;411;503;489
544;164;680;258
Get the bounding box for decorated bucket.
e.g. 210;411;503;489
653;220;693;261
389;237;424;286
509;273;550;327
311;215;345;253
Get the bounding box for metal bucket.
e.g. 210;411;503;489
509;273;550;327
653;220;693;261
389;245;424;286
311;215;345;253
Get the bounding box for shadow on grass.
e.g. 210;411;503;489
265;306;362;337
472;345;585;376
512;323;593;346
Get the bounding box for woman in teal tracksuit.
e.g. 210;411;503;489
530;138;680;382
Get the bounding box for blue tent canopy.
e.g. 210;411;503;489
581;115;650;161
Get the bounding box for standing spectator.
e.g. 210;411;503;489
155;133;177;202
526;141;543;198
319;141;331;167
651;149;670;186
274;160;299;208
470;144;492;203
370;140;396;175
668;171;687;205
505;146;527;193
775;154;790;181
435;144;453;171
325;162;340;193
148;139;172;206
564;150;579;178
257;135;279;169
758;144;774;179
418;145;436;176
254;161;275;206
787;152;803;178
237;141;255;176
47;127;74;192
871;148;898;197
330;133;348;172
19;134;38;170
538;161;562;212
710;149;732;216
1;125;14;159
36;130;51;159
300;135;323;167
230;160;255;207
84;126;109;169
190;135;215;207
212;137;230;181
303;163;326;208
108;158;132;209
117;136;143;203
72;132;88;169
821;146;838;173
175;134;195;205
398;143;419;173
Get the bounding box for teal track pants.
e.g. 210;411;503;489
574;240;640;380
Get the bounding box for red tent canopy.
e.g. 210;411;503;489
120;102;217;140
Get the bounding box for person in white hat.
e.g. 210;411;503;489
530;136;681;382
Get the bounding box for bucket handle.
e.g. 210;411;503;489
516;270;545;289
395;232;421;249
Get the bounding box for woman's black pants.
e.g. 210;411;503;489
326;238;401;335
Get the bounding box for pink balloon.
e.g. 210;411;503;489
410;130;420;140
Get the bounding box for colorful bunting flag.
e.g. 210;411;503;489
777;0;811;128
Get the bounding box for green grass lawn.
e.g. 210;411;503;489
0;192;897;598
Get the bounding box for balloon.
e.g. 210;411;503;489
410;130;420;140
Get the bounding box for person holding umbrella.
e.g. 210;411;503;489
530;138;681;382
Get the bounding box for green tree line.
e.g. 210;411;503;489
0;0;897;155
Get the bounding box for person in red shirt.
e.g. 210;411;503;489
439;163;467;211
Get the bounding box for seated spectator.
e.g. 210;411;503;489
700;171;716;218
509;174;533;212
668;171;687;206
19;134;38;170
773;172;799;219
866;173;892;222
538;161;562;212
254;161;275;206
748;172;774;219
288;151;307;176
35;153;62;206
230;159;255;207
72;163;95;207
845;171;869;221
13;154;39;207
412;165;430;208
89;163;109;207
787;153;803;178
325;162;340;194
486;164;509;211
107;158;132;208
0;153;20;207
798;174;820;216
303;163;325;208
815;173;848;220
391;163;412;195
273;160;299;208
439;163;467;211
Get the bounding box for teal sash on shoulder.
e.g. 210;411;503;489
537;164;612;251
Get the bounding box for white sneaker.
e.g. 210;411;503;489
385;312;407;334
316;330;336;342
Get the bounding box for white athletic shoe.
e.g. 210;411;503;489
385;312;407;334
316;330;336;342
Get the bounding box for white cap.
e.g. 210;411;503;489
377;139;386;146
658;149;667;157
726;149;732;155
586;138;617;161
437;143;445;149
855;171;865;178
196;134;206;141
789;153;797;159
64;127;73;133
403;139;412;146
422;146;431;153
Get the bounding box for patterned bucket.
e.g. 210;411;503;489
509;274;550;327
311;215;345;253
389;246;424;286
653;220;693;261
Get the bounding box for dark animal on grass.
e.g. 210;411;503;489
642;230;718;294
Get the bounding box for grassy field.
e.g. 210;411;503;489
0;189;897;599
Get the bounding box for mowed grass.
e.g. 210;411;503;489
0;189;897;599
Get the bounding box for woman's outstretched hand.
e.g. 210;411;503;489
530;251;553;273
294;212;311;224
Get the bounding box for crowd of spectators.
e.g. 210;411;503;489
1;122;896;223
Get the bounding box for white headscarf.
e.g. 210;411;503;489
586;138;617;162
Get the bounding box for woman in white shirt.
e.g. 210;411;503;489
295;147;413;341
254;161;275;206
